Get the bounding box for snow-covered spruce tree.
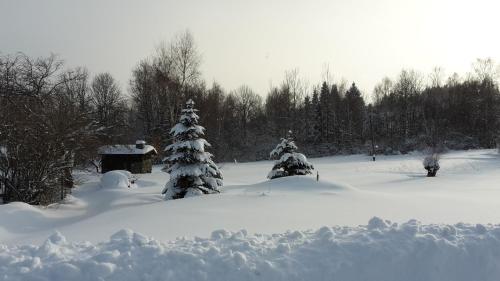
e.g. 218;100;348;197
267;131;314;179
423;154;440;177
162;99;223;199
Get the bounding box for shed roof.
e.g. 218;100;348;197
98;145;157;155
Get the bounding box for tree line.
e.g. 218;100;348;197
1;31;499;204
129;32;500;161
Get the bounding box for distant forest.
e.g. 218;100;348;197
1;31;500;170
128;32;500;161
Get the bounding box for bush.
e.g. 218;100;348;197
423;154;440;177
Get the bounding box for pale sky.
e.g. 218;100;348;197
1;0;499;97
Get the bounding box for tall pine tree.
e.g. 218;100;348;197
344;83;365;146
330;84;342;147
311;90;322;143
162;99;223;199
319;81;331;142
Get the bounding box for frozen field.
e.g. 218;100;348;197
1;149;500;280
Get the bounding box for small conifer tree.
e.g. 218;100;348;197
267;131;314;179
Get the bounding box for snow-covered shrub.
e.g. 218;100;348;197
162;99;223;199
100;170;136;189
267;131;314;179
423;154;440;177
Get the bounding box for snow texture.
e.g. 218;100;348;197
1;218;500;281
170;123;205;138
165;139;210;154
100;171;136;189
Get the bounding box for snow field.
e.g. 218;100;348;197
2;149;500;280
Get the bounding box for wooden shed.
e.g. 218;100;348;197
98;141;158;174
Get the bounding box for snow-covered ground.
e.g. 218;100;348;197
2;149;500;280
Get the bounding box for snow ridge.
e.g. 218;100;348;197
1;217;500;281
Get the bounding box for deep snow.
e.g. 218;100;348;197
2;217;500;281
100;170;137;189
1;149;500;279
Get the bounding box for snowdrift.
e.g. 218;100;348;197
234;175;354;194
100;170;136;189
2;217;499;281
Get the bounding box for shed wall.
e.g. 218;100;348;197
101;154;154;174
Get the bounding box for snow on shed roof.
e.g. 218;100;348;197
98;145;157;155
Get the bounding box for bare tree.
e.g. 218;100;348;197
169;30;202;96
284;69;306;109
446;72;461;87
321;63;334;86
429;66;445;88
394;69;423;98
472;58;498;83
283;69;308;133
130;31;203;153
234;85;262;140
373;77;393;104
90;73;128;143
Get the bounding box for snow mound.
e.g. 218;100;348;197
0;202;46;229
246;175;354;193
4;218;498;281
100;171;136;189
